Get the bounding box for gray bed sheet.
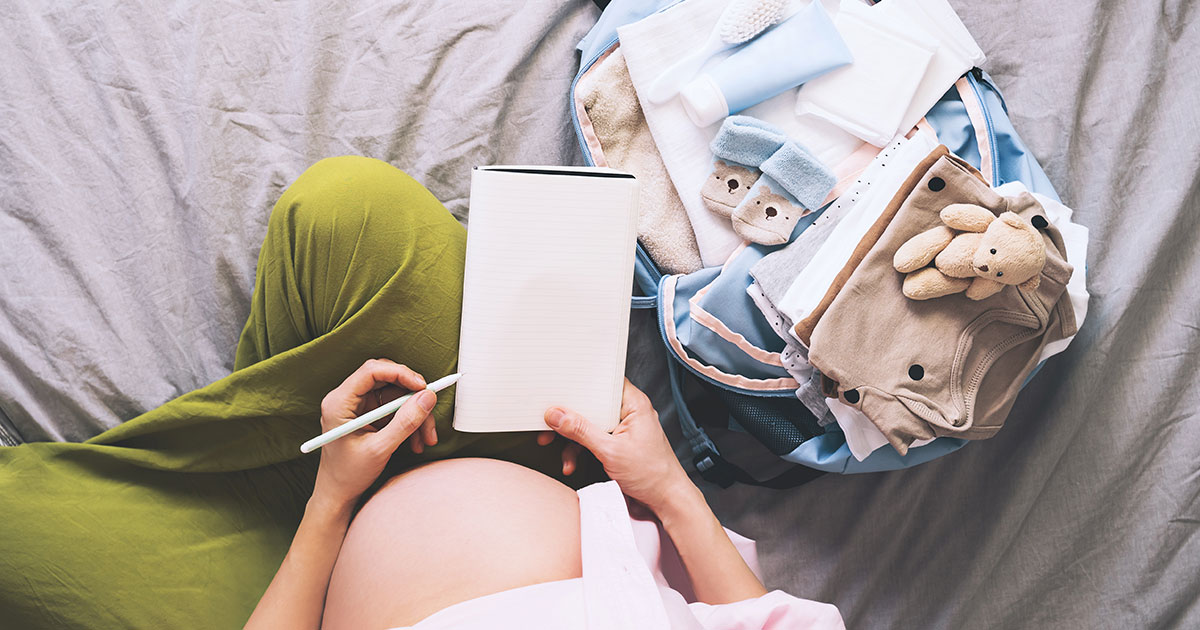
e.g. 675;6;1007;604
1;1;1198;628
704;2;1200;629
0;0;602;443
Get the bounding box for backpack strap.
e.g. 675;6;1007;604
954;69;1001;187
693;447;826;489
631;242;661;309
667;360;825;489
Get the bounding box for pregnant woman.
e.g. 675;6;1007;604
0;157;841;628
246;366;843;628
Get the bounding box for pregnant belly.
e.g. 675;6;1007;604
321;458;583;629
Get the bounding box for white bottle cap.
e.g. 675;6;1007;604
679;74;729;128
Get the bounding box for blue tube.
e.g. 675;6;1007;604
680;1;853;127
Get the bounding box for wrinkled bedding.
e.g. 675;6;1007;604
1;0;1198;628
0;0;600;443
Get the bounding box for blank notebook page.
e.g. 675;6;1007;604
453;166;639;433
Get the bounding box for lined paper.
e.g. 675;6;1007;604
453;166;640;433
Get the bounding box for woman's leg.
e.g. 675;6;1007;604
73;156;465;474
234;155;464;374
77;155;590;478
228;155;592;483
0;157;591;628
228;154;594;483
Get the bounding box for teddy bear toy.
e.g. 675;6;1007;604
892;203;1048;301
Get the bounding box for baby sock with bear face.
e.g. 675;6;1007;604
702;116;788;217
704;159;760;218
731;139;836;245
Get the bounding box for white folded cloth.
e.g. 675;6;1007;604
776;128;939;331
795;0;986;148
881;0;986;136
794;0;936;147
829;396;934;462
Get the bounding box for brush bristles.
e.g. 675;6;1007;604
718;0;789;44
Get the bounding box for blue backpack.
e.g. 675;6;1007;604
571;0;1065;487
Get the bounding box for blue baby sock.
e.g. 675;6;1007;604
702;116;788;217
731;140;836;245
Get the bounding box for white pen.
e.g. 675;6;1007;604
300;372;463;454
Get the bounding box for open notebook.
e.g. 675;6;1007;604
452;166;640;433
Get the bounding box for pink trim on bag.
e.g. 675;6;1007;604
661;276;800;391
955;77;993;185
687;283;785;367
574;45;620;168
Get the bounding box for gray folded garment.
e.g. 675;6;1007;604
577;48;704;275
750;191;859;306
796;368;835;424
750;134;915;306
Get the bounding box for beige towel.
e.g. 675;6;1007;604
577;49;703;275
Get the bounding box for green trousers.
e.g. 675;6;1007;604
0;157;595;628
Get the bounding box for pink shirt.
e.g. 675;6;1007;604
392;481;845;629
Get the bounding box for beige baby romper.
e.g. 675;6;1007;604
806;149;1077;455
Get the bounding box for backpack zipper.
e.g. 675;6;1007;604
967;69;1001;186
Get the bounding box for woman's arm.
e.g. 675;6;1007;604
245;359;438;629
544;380;768;605
244;493;355;629
653;481;768;604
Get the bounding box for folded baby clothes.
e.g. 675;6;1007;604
748;185;851;308
793;0;936;147
746;280;795;347
750;281;843;428
772;130;940;343
795;367;832;422
577;47;704;274
746;281;823;412
749;132;934;315
807;152;1076;455
826;183;1089;462
731;139;837;245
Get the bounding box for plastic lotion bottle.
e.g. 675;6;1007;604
680;0;853;128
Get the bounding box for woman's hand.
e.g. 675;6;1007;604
545;379;769;606
542;379;693;513
533;431;587;477
312;359;438;508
